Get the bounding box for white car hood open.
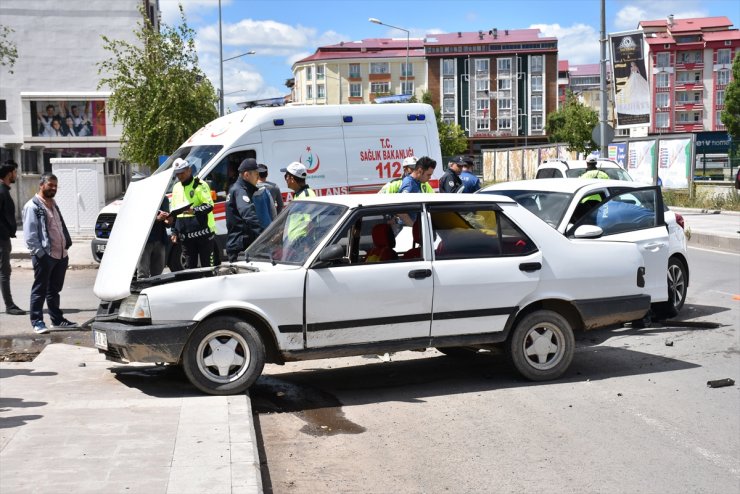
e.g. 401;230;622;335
93;170;174;301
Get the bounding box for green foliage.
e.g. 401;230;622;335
97;5;218;169
546;91;599;154
663;188;740;211
418;91;468;157
0;25;18;74
721;52;740;142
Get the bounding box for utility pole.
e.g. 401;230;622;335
599;0;608;157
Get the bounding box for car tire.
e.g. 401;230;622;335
182;316;265;395
507;310;574;381
436;346;479;358
652;257;687;320
167;243;184;272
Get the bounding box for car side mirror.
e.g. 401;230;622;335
573;225;603;239
313;244;347;268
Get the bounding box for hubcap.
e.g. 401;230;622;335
667;263;686;309
196;330;250;383
522;323;565;370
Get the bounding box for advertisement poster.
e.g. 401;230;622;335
658;138;691;189
608;143;627;167
31;100;106;137
627;139;655;184
609;31;650;128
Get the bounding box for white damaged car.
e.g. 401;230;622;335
91;170;666;395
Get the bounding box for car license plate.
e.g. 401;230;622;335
93;330;108;350
96;244;106;253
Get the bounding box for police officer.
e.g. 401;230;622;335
459;157;481;193
581;155;609;179
281;162;316;199
439;156;464;193
225;158;271;262
170;158;217;269
378;156;435;194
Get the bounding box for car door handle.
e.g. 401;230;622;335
643;242;666;251
519;262;542;272
408;269;432;279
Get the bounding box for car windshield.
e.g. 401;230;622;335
480;189;573;228
565;168;633;181
246;201;348;265
153;145;223;176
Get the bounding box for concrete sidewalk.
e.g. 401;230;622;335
671;207;740;253
0;344;263;494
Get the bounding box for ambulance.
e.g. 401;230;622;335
91;103;444;266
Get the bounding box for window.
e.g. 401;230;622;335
497;58;511;74
430;206;537;260
443;78;455;95
676;71;690;83
475;59;489;74
401;81;414;95
531;75;543;91
717;49;731;64
497;117;511;129
442;59;455;76
717;70;730;86
443;117;455;125
371;82;390;94
316;65;325;80
717;90;725;106
349;63;361;78
657;73;670;88
577;189;659;236
694;91;701;102
676;91;688;103
317;84;325;99
498;78;511;90
656;112;669;128
716;111;724;127
498;98;511;111
443;97;455;114
532;115;543;131
531;95;543;111
656;92;669;108
530;55;543;72
656;52;670;67
306;66;313;80
350;83;362;97
370;62;389;74
306;85;313;99
476;118;489;131
475;78;489;93
476;99;489;113
401;62;413;77
21;149;39;174
677;112;689;123
0;99;5;121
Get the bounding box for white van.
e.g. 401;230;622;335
91;103;443;265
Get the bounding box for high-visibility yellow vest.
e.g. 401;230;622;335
171;178;216;233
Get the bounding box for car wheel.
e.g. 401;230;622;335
182;316;265;395
508;310;574;381
436;346;479;358
167;243;184;272
652;257;687;320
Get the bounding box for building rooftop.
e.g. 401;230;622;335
639;16;733;32
426;28;556;45
294;38;425;65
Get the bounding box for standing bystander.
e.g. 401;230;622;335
258;164;284;214
225;159;273;262
399;156;437;193
439;156;464;193
0;160;25;315
459;157;481;193
22;173;77;333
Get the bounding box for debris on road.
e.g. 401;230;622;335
665;339;674;346
706;378;735;388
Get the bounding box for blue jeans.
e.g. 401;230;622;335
30;254;68;325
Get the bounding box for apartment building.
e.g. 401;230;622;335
292;38;426;105
425;28;558;152
557;61;618;132
640;16;738;134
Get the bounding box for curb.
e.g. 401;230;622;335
688;232;740;254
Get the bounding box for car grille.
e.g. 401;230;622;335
96;300;121;320
103;346;126;362
95;213;116;239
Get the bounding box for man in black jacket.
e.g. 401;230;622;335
225;159;266;262
0;160;25;315
439;156;464;193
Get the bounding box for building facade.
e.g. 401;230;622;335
425;29;558;153
557;61;620;134
292;39;427;105
640;16;738;134
0;0;158;209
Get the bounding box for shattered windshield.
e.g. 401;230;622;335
246;201;348;265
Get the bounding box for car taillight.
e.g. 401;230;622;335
675;212;685;230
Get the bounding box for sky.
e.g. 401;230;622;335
158;0;740;112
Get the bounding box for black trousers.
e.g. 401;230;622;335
181;236;216;269
30;254;68;325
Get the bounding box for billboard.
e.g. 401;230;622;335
609;31;650;128
627;139;656;184
608;142;627;168
658;138;691;189
31;100;107;137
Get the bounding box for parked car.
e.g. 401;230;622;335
91;171;660;395
480;178;688;319
536;158;633;181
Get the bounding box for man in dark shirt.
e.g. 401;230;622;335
225;159;268;262
439;156;464;193
257;164;284;214
0;160;25;315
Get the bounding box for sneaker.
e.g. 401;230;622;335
33;321;49;334
52;319;79;329
6;306;26;316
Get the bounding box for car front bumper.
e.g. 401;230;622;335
91;238;107;263
92;320;197;363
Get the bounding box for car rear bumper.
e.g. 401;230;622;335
91;320;197;363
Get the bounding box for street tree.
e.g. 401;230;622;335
546;91;599;154
98;6;217;169
721;52;740;142
0;25;18;74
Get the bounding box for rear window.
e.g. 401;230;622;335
536;168;561;179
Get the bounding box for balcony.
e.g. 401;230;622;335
674;123;704;132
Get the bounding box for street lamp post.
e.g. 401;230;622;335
218;0;255;116
369;18;410;95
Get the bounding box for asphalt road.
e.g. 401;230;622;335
252;246;740;493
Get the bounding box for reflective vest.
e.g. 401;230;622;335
581;169;609;180
171;178;216;236
379;178;434;194
287;186;316;241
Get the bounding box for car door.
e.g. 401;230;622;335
304;205;434;348
572;186;670;303
429;204;541;338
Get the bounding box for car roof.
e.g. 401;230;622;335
539;159;622;169
300;192;518;208
481;178;642;194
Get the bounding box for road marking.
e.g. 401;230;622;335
688;246;740;256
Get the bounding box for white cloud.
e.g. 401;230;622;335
613;1;708;30
531;23;600;65
159;0;227;27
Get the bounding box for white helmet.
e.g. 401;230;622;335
402;156;418;168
